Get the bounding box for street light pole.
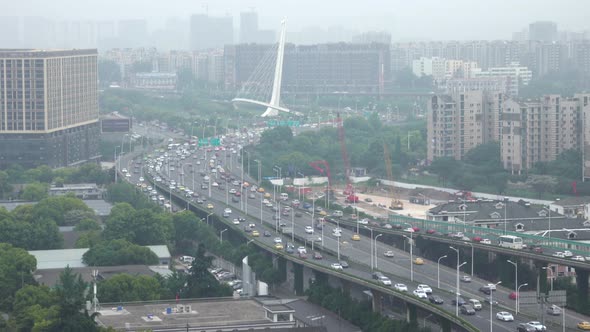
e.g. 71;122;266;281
206;212;214;225
450;246;460;316
367;227;374;269
490;281;502;332
220;228;228;244
404;234;414;281
507;260;518;314
114;146;120;183
374;234;383;269
437;255;447;288
469;243;474;276
517;283;528;314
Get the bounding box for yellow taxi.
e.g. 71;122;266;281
207;203;214;210
578;321;590;330
251;230;260;237
264;192;271;198
319;210;327;216
275;243;284;250
258;187;265;193
351;234;360;241
413;257;425;265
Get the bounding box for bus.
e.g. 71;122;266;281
498;235;524;249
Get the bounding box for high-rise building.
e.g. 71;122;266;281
190;14;233;50
240;12;258;43
412;57;447;81
0;49;100;168
529;21;558;42
428;91;590;173
224;42;390;95
352;31;392;45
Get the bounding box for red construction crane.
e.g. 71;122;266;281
308;160;334;197
335;112;358;203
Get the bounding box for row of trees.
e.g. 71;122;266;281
251;118;426;183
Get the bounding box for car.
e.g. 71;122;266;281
480;238;492;244
274;243;284;250
313;252;323;260
305;226;314;234
232;196;240;203
468;299;482;310
526;321;546;331
485;283;498;291
273;237;282;244
384;250;395;257
295;212;303;218
394;283;408;292
428;295;444;304
413;257;424;265
564;250;573;257
496;311;514;321
484;296;499;306
509;291;518;300
572;255;586;261
553;252;566;258
372;272;385;280
479;286;492;295
578;321;590;330
257;187;265;193
229;188;237;194
546;304;562;316
286;245;294;254
426;229;437;234
248;223;256;228
364;198;373;202
351;234;360;241
297;246;307;254
243;226;252;233
413;289;427;298
460;305;476;315
232;219;240;225
264;193;271;199
251;230;260;237
358;218;369;225
339;261;349;268
517;323;537;332
330;263;343;270
452;296;466;306
248;193;256;199
298;252;308;259
207;203;214;209
377;276;392;286
417;284;432;294
460;275;472;283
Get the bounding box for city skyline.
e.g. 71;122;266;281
2;0;589;42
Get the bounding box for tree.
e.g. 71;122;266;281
428;157;460;186
74;219;102;232
75;230;103;248
186;244;232;298
0;243;38;311
259;126;293;146
98;60;121;86
103;203;173;245
0;170;13;199
52;267;99;332
97;274;161;303
526;175;558;198
11;285;56;331
82;239;159;266
172;211;200;253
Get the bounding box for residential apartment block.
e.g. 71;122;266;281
0;49;100;168
428;91;590;174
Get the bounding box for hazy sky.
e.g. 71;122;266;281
7;0;590;40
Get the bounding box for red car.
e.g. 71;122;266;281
313;252;323;260
426;229;437;235
412;227;421;232
472;236;483;242
299;252;308;259
509;292;518;300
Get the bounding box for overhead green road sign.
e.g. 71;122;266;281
267;120;300;127
198;138;221;147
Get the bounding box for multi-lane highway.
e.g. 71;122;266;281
118;129;580;332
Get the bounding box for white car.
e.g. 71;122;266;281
305;226;314;234
417;284;433;294
384;250;395;257
358;218;369;225
572;255;586;261
485;283;497;291
563;250;573;258
297;246;307;254
229;188;237;194
480;238;492;244
378;276;392;286
413;289;427;299
526;321;547;331
496;311;514;321
403;227;415;233
273;237;282;244
394;283;408;292
212;182;219;187
330;263;343;270
224;208;232;214
232;219;240;225
139;177;144;182
552;252;566;258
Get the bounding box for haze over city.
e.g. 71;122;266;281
3;0;590;41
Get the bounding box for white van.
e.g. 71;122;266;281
180;256;195;264
280;193;289;201
332;210;343;217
